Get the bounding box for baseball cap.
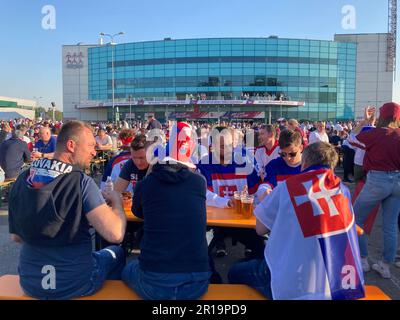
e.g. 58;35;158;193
379;102;400;121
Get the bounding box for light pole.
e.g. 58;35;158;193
99;32;124;124
51;102;56;122
33;96;43;119
128;94;132;126
77;42;84;120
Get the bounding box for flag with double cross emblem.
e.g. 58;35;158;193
254;167;365;300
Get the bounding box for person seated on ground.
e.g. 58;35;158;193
100;129;136;191
8;121;126;300
0;129;31;179
95;128;113;151
31;127;56;160
197;126;264;259
228;142;366;300
256;129;303;202
122;122;211;300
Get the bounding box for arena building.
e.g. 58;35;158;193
62;33;396;122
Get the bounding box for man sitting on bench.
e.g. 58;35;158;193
8;121;126;300
228;142;366;300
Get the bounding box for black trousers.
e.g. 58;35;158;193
209;227;265;259
341;146;355;179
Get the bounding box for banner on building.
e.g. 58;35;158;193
167;111;265;119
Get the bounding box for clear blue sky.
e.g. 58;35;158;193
0;0;394;111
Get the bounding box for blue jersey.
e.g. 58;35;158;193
34;136;57;154
197;151;261;197
264;157;302;189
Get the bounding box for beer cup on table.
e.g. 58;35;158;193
241;195;254;219
233;191;242;215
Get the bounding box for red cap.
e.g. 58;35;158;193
379;102;400;121
120;136;134;147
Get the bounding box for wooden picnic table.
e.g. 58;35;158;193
124;203;257;229
0;179;16;188
123;202;364;235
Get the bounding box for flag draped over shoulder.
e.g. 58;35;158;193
255;168;365;300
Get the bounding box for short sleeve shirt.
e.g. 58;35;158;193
357;128;400;171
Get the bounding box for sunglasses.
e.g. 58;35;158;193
279;151;299;158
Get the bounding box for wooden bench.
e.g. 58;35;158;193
0;179;16;188
0;179;16;207
0;275;391;300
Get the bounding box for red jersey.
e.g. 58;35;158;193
357;128;400;172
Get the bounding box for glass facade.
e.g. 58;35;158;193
88;38;357;121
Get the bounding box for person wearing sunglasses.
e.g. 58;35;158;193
256;129;303;202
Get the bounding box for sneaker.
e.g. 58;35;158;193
244;248;253;259
361;258;370;272
130;248;141;255
372;261;391;279
216;248;227;257
395;261;400;269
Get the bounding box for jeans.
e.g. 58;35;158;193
354;171;400;263
228;258;273;300
122;259;211;300
81;245;126;297
353;164;366;183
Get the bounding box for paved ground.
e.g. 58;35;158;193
1;167;399;299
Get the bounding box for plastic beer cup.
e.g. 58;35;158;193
233;191;242;215
241;195;254;219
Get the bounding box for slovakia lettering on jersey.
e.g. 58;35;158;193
255;167;365;300
27;159;73;188
197;151;261;197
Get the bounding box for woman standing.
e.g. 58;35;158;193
352;103;400;279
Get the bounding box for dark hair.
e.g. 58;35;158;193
16;124;27;131
130;134;152;151
278;129;302;149
56;121;93;151
260;124;277;137
213;126;228;133
51;127;60;135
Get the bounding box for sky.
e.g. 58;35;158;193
0;0;395;111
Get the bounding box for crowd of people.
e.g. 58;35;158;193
1;102;399;300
